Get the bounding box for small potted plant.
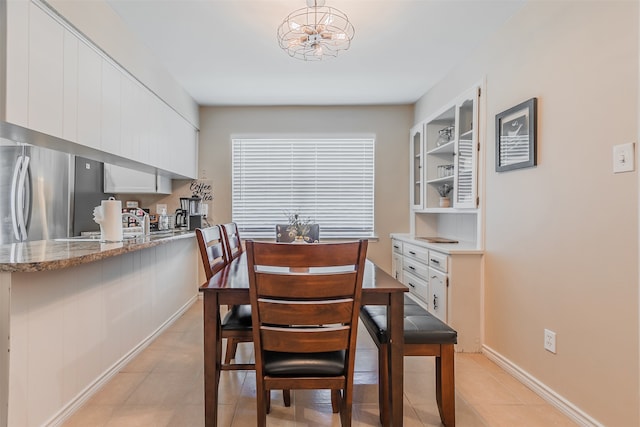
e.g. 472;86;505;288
286;211;312;243
437;183;453;207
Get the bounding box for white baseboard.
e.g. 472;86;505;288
482;345;604;427
46;295;199;427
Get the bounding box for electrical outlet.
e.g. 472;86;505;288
156;204;167;214
544;329;556;354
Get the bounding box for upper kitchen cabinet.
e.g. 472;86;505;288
2;0;198;179
421;86;480;211
27;3;64;138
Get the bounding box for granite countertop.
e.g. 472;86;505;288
0;230;195;273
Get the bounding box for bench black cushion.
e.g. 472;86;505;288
222;304;252;330
360;295;457;345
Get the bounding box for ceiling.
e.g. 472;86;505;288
104;0;527;107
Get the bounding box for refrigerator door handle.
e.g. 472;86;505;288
10;156;23;240
10;155;31;241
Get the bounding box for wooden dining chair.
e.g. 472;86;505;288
246;239;368;427
196;226;253;369
221;222;244;260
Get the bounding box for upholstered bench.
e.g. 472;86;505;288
359;295;457;427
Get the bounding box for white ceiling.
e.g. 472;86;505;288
104;0;526;106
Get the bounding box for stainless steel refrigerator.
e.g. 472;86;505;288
0;139;72;243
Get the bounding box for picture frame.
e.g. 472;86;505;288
495;98;537;172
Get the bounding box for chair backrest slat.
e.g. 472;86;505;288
255;272;357;299
258;298;354;325
252;242;361;267
260;327;350;353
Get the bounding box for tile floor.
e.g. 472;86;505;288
63;300;578;426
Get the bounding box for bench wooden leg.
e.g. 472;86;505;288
435;343;455;427
378;343;390;426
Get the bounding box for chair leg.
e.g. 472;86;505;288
435;344;456;427
224;338;239;363
340;385;353;427
378;343;390;427
256;385;267;427
283;389;291;407
331;389;341;413
265;389;271;414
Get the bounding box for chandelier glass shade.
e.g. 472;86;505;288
277;0;355;61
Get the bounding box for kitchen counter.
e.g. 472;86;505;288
1;230;199;426
0;230;195;273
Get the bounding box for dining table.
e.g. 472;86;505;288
200;251;408;427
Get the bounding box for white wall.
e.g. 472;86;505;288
43;0;199;128
198;105;412;272
415;1;639;425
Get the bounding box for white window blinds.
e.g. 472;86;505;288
232;138;375;239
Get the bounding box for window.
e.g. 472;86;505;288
232;138;374;239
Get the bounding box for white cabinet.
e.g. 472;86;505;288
428;266;447;322
420;86;480;210
62;30;79;142
391;236;482;352
27;2;64;138
77;40;102;150
101;60;122;155
104;164;172;194
3;0;199;179
4;0;29;127
391;240;403;282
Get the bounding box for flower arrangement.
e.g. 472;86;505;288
286;211;312;241
437;183;453;198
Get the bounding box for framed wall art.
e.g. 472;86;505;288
495;97;537;172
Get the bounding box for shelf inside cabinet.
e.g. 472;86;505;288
426;140;455;155
459;129;473;139
427;176;454;185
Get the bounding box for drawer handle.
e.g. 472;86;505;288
409;251;417;255
433;294;438;309
430;258;440;264
393;245;400;250
431;275;437;279
408;282;415;288
408;266;415;270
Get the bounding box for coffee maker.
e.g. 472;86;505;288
175;195;204;230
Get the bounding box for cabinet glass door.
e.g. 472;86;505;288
453;88;479;208
410;124;424;210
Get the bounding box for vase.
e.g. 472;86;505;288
439;197;450;208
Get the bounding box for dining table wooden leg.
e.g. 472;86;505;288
388;291;404;426
204;292;221;427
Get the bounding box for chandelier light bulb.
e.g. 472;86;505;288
277;0;355;61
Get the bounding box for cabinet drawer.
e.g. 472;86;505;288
428;251;448;273
392;239;403;255
403;257;428;281
403;270;428;303
403;242;428;263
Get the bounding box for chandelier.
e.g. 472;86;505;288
277;0;355;61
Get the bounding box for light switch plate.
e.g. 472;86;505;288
613;142;635;173
156;204;167;214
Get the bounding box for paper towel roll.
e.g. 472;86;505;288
99;199;123;242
